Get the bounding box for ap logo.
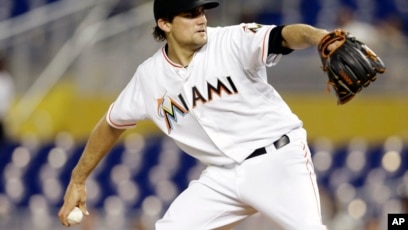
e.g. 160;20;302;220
388;214;408;230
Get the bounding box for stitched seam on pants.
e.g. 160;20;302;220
303;142;321;217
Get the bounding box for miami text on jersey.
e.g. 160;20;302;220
157;76;239;133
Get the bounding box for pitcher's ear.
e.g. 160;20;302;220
157;19;171;33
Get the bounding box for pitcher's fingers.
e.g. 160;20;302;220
78;203;90;216
58;204;75;227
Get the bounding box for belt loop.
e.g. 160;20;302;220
246;134;291;160
273;134;290;149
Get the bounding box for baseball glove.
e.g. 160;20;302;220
318;29;386;105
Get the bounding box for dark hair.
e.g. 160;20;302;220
152;16;175;42
153;26;166;42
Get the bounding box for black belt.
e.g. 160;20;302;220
246;135;290;160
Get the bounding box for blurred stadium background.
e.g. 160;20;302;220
0;0;407;229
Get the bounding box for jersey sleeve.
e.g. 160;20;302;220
106;69;147;129
235;23;282;69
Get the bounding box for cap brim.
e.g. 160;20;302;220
201;1;219;10
154;0;219;21
183;1;219;12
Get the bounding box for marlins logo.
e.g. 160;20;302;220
157;96;188;133
242;23;263;33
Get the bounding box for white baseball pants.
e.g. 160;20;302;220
155;128;327;230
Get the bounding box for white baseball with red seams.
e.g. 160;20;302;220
107;23;326;229
67;207;83;225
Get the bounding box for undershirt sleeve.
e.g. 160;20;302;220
268;25;294;55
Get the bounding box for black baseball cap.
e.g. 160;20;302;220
154;0;219;21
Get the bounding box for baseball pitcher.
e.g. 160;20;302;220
58;0;384;229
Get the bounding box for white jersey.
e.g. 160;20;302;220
107;23;303;166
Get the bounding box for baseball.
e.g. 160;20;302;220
67;207;83;225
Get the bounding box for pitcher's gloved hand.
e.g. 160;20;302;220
318;29;386;104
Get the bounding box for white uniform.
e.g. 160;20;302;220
107;23;326;229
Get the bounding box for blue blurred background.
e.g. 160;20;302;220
0;0;407;229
